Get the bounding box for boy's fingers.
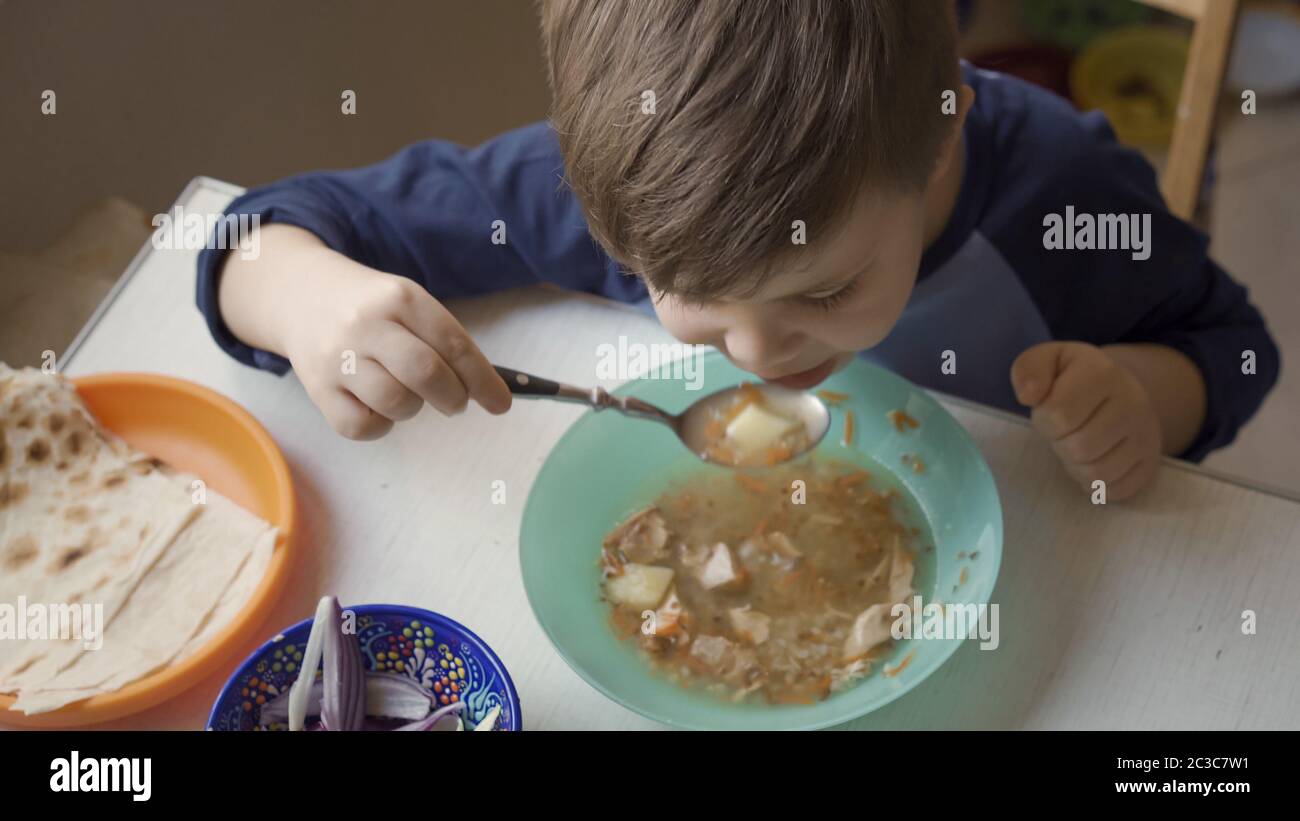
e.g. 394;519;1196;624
439;333;512;415
319;387;395;441
1061;434;1134;487
348;358;425;421
1105;456;1157;502
1029;355;1112;439
1030;347;1113;440
1010;342;1065;407
370;322;469;416
1051;395;1127;464
393;286;512;414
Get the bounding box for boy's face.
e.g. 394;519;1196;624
644;83;971;390
647;186;929;390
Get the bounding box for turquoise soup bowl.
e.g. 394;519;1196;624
520;351;1001;729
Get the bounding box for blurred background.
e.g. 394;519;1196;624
1;0;1297;491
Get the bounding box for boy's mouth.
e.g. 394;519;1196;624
761;356;840;390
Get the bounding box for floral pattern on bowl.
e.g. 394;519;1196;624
207;604;521;731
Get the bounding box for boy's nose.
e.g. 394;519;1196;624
722;321;802;376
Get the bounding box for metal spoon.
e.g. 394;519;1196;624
494;365;831;466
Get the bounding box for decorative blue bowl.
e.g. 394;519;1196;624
207;604;522;731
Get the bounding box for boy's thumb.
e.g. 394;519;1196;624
1010;342;1062;407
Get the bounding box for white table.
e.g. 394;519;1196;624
55;178;1300;730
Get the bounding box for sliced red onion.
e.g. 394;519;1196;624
262;673;437;728
472;705;501;731
365;673;437;720
394;700;466;731
287;596;334;731
261;681;319;727
321;597;365;731
268;595;474;732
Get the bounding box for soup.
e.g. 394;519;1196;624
599;458;923;704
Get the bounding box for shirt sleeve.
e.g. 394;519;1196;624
195;121;645;374
986;140;1282;463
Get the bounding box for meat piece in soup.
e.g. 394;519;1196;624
598;459;919;704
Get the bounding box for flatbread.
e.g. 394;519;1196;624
179;519;275;659
0;364;278;715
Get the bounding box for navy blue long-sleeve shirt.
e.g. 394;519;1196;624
197;65;1280;463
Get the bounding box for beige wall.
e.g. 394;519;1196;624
0;0;551;251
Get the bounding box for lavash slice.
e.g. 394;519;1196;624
1;364;279;715
0;366;202;687
178;514;276;659
10;484;275;713
6;502;276;714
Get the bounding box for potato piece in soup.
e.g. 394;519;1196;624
605;564;675;610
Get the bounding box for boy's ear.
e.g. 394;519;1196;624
930;84;975;184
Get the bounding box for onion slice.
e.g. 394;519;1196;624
260;673;437;727
321;597;366;731
287;596;335;731
394;700;466;731
473;705;501;731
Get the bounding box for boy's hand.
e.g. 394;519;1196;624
1010;341;1161;501
275;247;513;440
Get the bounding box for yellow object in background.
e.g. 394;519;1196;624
1071;25;1191;147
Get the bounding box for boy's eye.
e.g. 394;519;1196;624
801;278;860;311
663;276;860;312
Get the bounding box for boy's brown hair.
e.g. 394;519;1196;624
539;0;960;301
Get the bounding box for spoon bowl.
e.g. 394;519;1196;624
677;383;832;465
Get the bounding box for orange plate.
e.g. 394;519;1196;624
0;373;297;727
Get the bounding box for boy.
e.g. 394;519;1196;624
199;0;1279;501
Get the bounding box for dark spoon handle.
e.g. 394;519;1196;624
494;365;563;398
